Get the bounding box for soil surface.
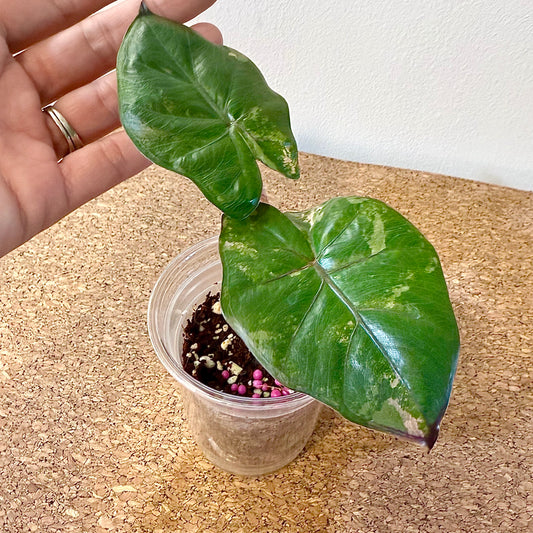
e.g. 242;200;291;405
182;293;290;398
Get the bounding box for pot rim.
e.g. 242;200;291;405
147;236;315;410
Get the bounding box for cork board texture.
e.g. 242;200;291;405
1;153;532;532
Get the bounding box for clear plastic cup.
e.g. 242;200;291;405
147;236;321;476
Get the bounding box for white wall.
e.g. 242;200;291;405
192;0;533;191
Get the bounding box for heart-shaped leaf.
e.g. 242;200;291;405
117;5;299;219
220;198;460;448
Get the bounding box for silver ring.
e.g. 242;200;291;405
42;104;84;154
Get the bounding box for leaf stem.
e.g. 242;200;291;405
139;1;151;16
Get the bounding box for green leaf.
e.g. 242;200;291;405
220;198;460;448
117;7;299;219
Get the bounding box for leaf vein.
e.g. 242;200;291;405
286;280;325;359
312;261;414;398
146;23;226;122
316;213;360;260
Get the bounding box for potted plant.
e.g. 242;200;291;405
147;236;322;475
117;4;460;475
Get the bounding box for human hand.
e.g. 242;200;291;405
0;0;222;257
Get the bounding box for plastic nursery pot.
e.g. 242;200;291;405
147;236;321;476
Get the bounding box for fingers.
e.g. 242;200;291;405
59;130;150;211
188;22;223;46
44;71;119;158
3;0;112;54
18;0;219;104
143;0;218;25
44;22;222;160
56;14;224;210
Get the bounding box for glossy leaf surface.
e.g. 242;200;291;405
117;6;299;219
220;198;460;448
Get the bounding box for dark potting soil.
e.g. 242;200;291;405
182;293;290;398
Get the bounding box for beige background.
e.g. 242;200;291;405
1;154;532;531
193;1;533;191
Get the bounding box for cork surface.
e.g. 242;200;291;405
1;153;532;532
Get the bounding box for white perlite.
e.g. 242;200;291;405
229;362;243;376
199;356;215;369
221;338;232;351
